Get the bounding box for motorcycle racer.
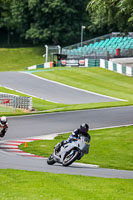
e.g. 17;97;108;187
55;123;91;153
0;116;8;137
47;123;91;166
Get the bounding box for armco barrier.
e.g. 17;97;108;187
0;93;32;110
27;59;100;69
100;59;133;77
27;62;53;70
26;64;45;70
88;59;100;67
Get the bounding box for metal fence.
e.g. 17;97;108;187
0;93;32;111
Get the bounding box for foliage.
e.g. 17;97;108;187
0;0;89;46
0;0;13;29
10;0;30;38
87;0;133;34
26;0;89;45
0;0;132;45
117;0;133;28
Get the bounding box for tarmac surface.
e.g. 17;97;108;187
0;71;133;178
0;71;123;104
0;107;133;179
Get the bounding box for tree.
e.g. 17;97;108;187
117;0;133;31
25;0;89;45
0;0;14;45
10;0;30;38
0;0;90;46
86;0;133;35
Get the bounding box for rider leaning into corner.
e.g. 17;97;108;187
0;116;8;138
55;123;91;154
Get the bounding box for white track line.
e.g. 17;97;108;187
0;84;57;103
21;71;126;101
2;122;133;167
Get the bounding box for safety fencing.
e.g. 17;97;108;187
100;59;133;77
0;93;32;111
27;58;100;69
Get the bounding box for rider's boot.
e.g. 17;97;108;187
54;141;64;153
54;143;61;153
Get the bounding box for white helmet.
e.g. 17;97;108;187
1;116;7;125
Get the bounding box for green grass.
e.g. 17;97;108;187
1;66;133;116
0;47;44;71
0;105;15;112
0;169;132;200
0;49;132;198
1;48;133;115
20;126;133;170
34;67;133;105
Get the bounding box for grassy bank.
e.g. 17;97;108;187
0;48;133;115
0;169;132;200
20;126;133;171
34;67;133;104
0;47;44;71
1;66;133;116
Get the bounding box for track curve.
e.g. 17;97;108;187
0;107;133;179
0;71;133;178
0;71;122;104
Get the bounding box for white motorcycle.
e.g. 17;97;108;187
47;135;90;166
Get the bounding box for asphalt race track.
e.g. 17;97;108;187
3;106;133;140
1;151;133;179
0;107;133;179
0;72;133;178
0;71;123;104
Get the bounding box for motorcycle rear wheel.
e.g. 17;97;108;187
63;149;79;167
47;154;56;165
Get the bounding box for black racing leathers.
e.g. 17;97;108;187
55;128;91;152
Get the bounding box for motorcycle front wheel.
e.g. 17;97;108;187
63;149;79;167
47;154;56;165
